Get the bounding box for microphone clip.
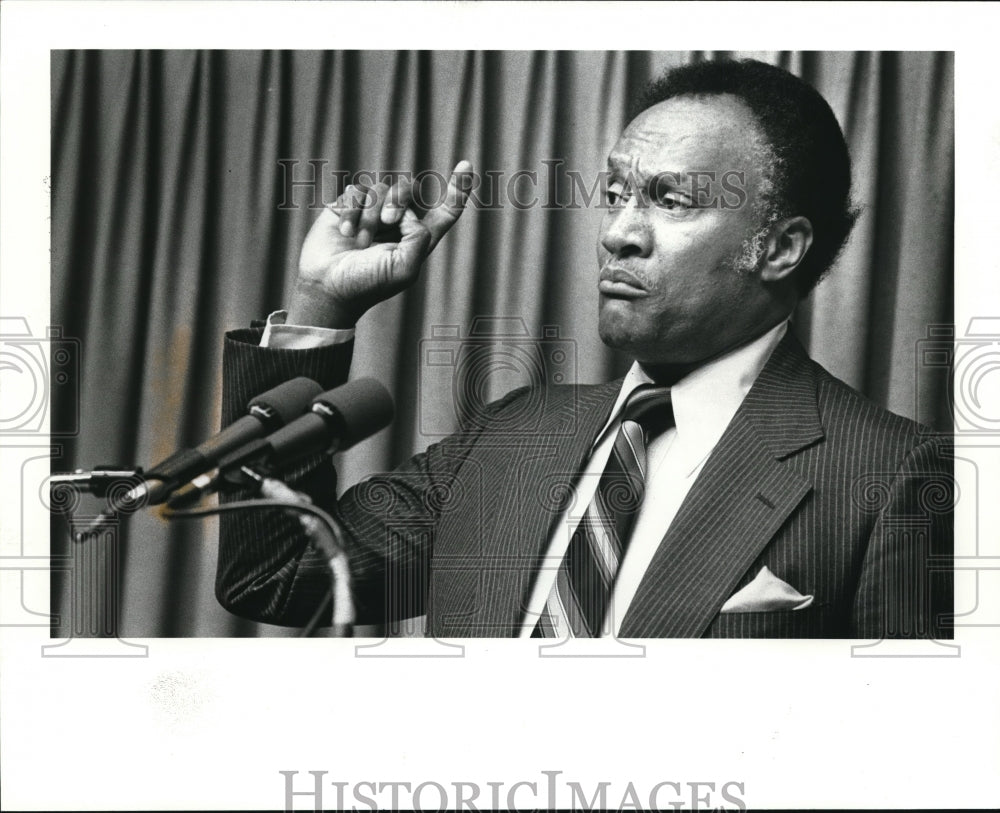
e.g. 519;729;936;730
165;462;274;510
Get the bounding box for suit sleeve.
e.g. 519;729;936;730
215;327;354;626
215;326;527;628
851;435;954;639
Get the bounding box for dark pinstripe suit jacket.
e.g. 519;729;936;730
216;328;953;638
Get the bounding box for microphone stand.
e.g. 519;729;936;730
49;467;145;498
50;465;355;636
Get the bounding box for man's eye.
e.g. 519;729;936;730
652;186;692;210
606;187;627;207
650;175;692;211
657;194;690;210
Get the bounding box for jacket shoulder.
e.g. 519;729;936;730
808;358;948;464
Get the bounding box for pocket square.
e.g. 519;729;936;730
720;566;814;613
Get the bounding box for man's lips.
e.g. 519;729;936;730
599;266;648;298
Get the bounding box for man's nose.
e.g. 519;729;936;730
599;197;652;259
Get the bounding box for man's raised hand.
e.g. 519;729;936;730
289;161;474;329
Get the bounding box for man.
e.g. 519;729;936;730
215;59;952;638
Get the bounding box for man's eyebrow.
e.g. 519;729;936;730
607;156;653;187
607;156;692;189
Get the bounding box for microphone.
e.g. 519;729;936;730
108;376;324;511
167;377;394;509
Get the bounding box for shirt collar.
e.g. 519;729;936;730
596;321;789;468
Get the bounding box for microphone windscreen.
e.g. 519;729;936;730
314;378;395;451
249;377;324;428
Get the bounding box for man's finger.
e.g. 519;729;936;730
421;160;474;252
329;184;369;238
381;176;412;226
387;208;433;284
356;182;390;248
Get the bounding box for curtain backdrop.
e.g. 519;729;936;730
50;50;954;637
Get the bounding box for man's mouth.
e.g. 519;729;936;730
599;265;648;298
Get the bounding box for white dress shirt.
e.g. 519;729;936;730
261;311;788;636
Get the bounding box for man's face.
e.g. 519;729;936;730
597;94;780;366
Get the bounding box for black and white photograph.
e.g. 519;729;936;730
48;48;954;640
2;2;998;811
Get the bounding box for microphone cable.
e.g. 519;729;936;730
160;498;352;638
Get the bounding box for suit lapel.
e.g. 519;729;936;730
439;379;623;636
507;380;625;556
620;333;825;637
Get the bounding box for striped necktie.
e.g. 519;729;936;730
534;385;674;638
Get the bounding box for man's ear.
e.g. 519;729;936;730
759;216;813;283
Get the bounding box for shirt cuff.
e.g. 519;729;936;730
260;310;356;349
